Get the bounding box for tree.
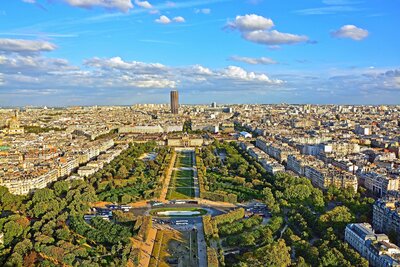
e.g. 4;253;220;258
117;165;129;179
296;257;310;267
220;166;228;176
54;181;70;197
55;228;70;241
3;220;25;246
23;251;39;267
262;187;276;208
319;247;351;267
32;188;55;203
242;232;256;246
5;252;23;267
319;206;355;234
0;186;24;211
242;239;291;267
13;239;32;256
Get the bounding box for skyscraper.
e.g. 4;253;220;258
170;90;179;114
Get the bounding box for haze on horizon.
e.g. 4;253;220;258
0;0;399;106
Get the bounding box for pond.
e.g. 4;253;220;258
150;208;207;217
157;211;201;216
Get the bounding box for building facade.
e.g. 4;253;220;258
364;173;400;197
170;90;179;114
373;199;400;239
345;223;400;267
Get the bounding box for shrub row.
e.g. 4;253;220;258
207;247;219;267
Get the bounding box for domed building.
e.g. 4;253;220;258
4;110;24;135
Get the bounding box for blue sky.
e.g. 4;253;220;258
0;0;399;106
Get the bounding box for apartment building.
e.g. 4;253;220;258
287;154;358;191
345;223;400;267
287;154;309;176
373;199;400;239
304;164;358;191
364;172;400;197
0;139;115;195
255;137;299;163
240;142;285;175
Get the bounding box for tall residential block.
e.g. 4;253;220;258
170;90;179;114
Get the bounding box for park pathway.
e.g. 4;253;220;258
158;151;176;202
192;151;200;198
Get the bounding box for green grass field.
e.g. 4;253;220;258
174;152;193;168
173;178;194;187
167;187;195;199
167;151;196;200
173;169;193;178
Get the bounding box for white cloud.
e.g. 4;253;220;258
1;54;284;100
229;55;277;65
226;14;308;46
4;54;400;105
227;14;274;31
173;16;185;23
120;75;176;88
0;38;57;53
384;69;400;78
243;30;309;45
331;25;369;40
155;15;171;24
190;65;213;75
0;55;77;74
63;0;133;12
221;66;283;84
84;57;283;85
379;69;400;89
135;0;152;9
22;0;36;3
155;15;185;24
84;57;167;73
195;8;211;14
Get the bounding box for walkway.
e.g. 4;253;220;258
158;151;176;202
192;151;200;198
196;221;208;267
131;228;158;267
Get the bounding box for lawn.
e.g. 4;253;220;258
167;152;195;199
173;178;194;188
173;169;193;178
171;169;193;181
167;187;195;199
174;152;193;168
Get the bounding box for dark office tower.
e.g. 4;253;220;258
170;90;179;114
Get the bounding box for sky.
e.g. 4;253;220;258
0;0;399;106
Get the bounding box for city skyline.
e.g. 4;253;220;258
0;0;399;106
